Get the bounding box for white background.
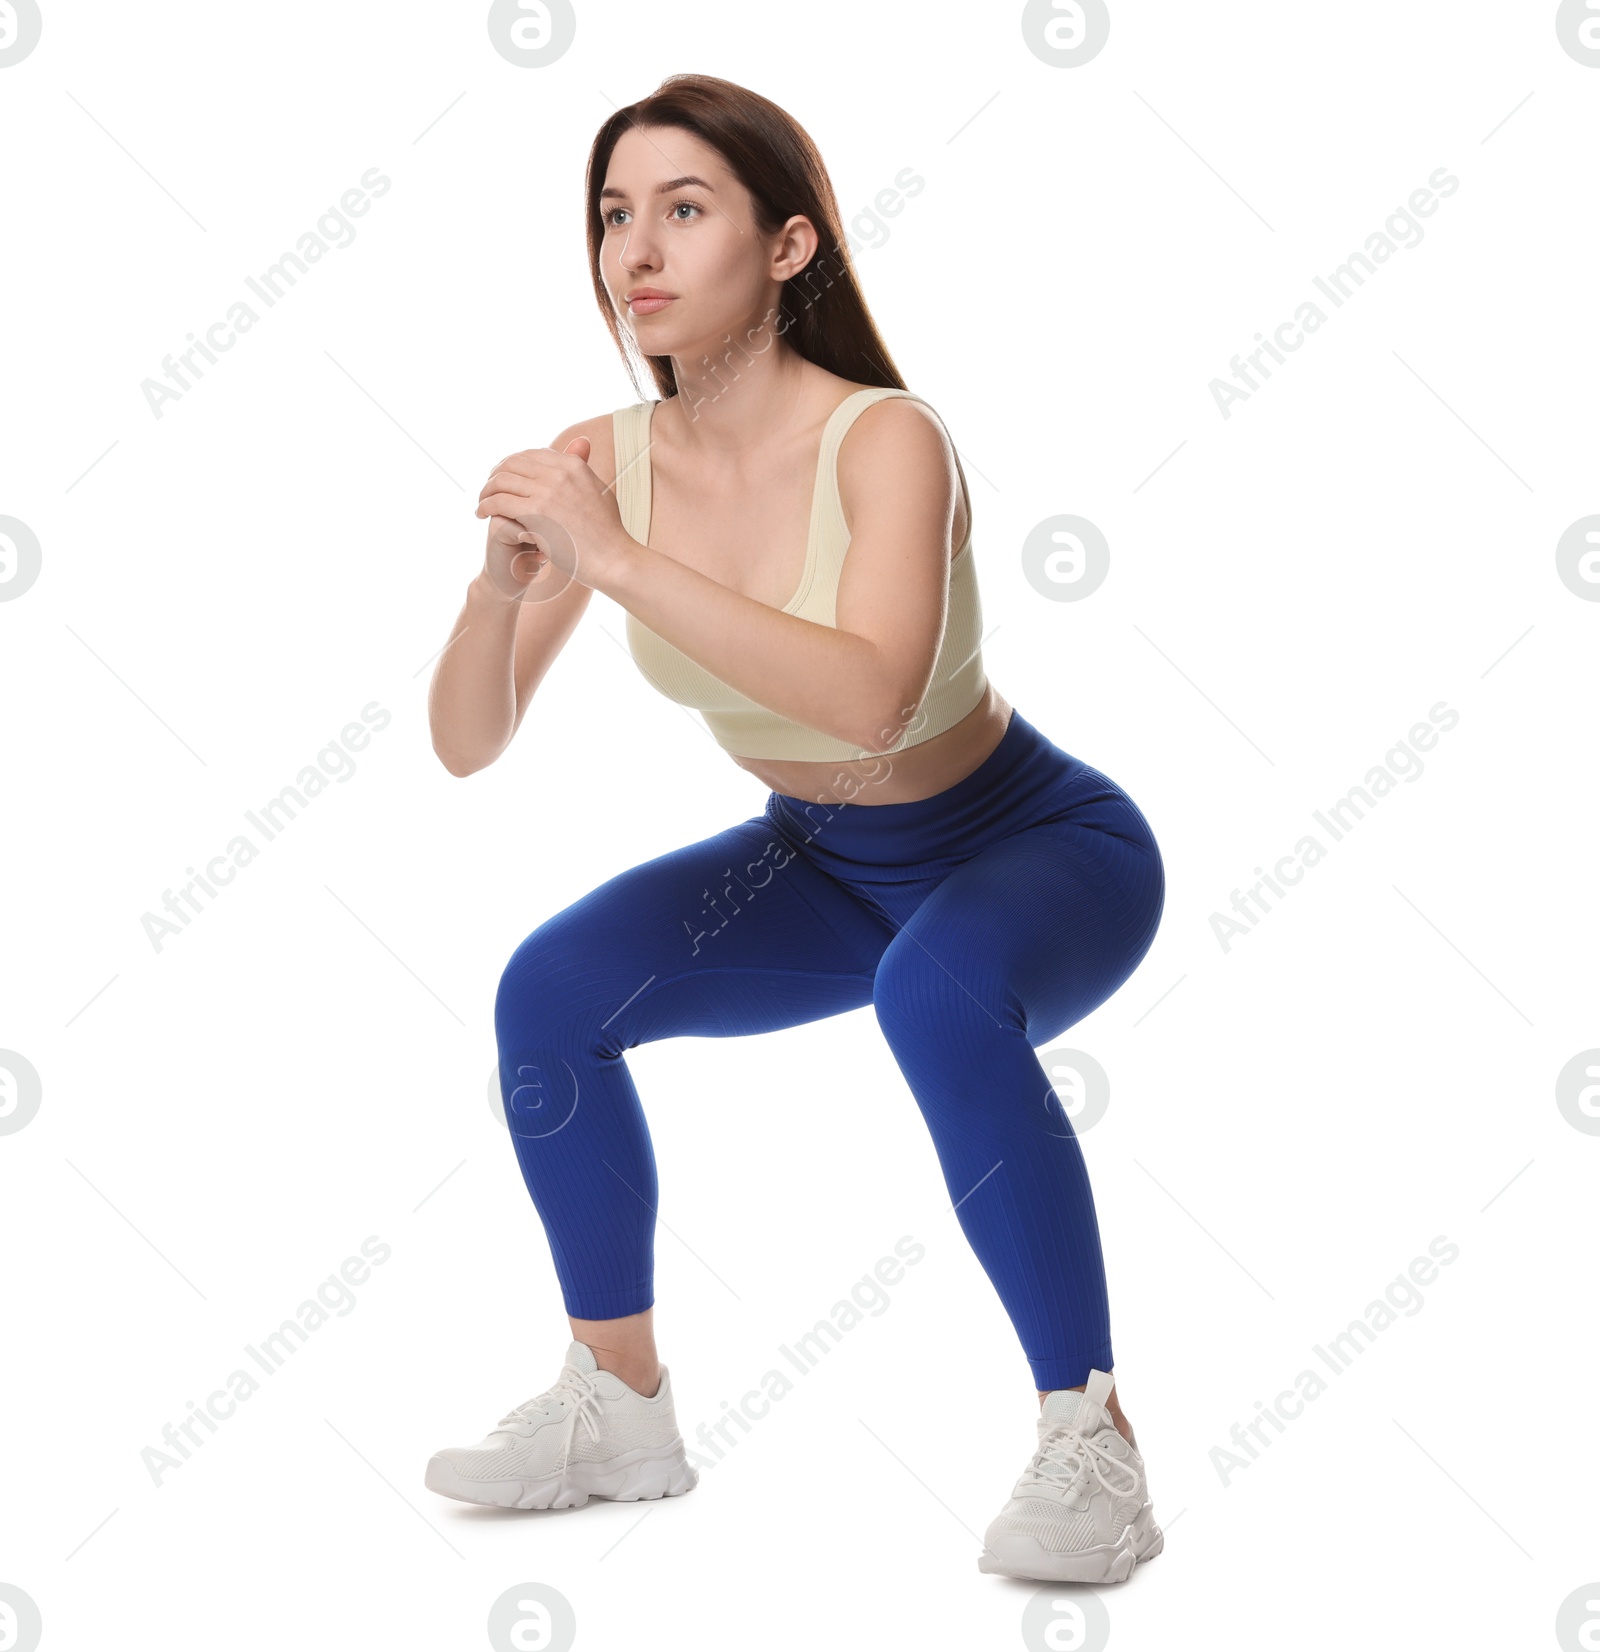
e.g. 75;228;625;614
2;2;1597;1648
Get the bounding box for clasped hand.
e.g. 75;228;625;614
475;437;628;597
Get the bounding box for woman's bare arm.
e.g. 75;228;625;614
428;417;602;777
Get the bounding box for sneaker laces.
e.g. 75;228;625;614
1022;1406;1141;1500
494;1363;605;1473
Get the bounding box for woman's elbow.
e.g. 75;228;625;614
852;692;923;755
432;738;489;778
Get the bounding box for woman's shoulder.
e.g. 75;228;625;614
838;384;947;440
834;388;969;546
837;382;951;431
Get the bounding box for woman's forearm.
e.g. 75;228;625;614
598;542;910;752
427;573;525;776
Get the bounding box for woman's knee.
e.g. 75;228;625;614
494;909;610;1051
872;937;1011;1049
492;918;616;1143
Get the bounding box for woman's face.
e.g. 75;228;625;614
598;125;815;363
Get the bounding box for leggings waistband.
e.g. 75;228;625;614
763;708;1102;872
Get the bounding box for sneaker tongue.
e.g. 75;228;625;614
1040;1388;1103;1434
565;1339;599;1374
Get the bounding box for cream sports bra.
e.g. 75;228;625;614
610;386;987;761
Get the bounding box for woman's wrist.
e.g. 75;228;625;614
585;530;636;601
468;567;527;611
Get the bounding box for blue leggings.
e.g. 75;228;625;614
493;708;1164;1391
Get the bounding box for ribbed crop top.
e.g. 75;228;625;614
611;386;987;761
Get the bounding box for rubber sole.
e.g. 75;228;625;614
978;1502;1164;1584
424;1440;698;1511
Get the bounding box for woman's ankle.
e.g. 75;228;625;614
569;1310;659;1397
596;1357;661;1397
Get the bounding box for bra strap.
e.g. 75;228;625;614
610;401;654;542
807;387;972;621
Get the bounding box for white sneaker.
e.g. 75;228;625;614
424;1339;698;1511
978;1369;1163;1583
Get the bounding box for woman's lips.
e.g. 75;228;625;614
628;295;675;314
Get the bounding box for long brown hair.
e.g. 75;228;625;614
585;74;907;403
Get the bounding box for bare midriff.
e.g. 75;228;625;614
730;682;1014;807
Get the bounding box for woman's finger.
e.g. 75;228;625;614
476;475;536;509
476;491;541;520
478;451;552;498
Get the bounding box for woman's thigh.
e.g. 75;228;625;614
874;814;1165;1048
495;814;895;1059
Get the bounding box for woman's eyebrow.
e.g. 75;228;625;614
599;175;716;202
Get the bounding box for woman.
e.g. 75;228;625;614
423;73;1166;1586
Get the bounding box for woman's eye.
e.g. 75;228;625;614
602;200;700;228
